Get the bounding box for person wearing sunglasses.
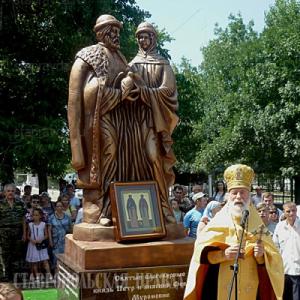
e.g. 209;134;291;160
24;195;48;224
268;204;280;224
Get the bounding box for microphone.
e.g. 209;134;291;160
240;209;249;228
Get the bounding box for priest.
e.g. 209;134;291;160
184;164;284;300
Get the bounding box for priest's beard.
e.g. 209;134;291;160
228;199;250;219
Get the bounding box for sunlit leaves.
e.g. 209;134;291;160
186;0;300;177
1;0;151;185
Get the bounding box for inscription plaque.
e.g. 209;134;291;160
57;260;189;300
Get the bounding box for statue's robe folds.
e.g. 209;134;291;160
184;204;284;300
127;50;178;217
68;43;128;222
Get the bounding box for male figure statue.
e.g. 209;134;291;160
68;15;130;226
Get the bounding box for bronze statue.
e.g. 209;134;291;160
125;22;179;223
68;16;178;229
68;15;131;226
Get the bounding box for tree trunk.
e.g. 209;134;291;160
0;150;14;186
37;171;48;193
293;175;300;205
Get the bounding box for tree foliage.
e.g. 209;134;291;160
173;59;204;173
0;0;157;189
174;0;300;178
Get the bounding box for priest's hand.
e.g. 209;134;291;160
224;245;243;260
254;242;264;258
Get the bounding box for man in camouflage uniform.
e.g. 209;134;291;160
0;183;26;281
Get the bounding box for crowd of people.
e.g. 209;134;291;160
0;181;80;282
169;181;300;239
169;181;227;238
0;173;299;299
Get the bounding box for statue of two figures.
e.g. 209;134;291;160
68;15;178;232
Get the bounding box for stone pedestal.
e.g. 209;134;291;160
73;223;115;242
72;222;185;242
57;235;194;300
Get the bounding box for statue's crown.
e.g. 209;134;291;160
224;164;254;191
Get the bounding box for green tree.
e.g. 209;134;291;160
248;0;300;177
1;0;152;191
193;14;261;174
191;0;300;182
173;58;204;173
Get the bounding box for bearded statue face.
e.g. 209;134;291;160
96;25;120;50
228;188;250;218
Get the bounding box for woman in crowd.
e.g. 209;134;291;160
48;200;72;269
212;180;226;202
39;192;54;217
25;195;44;223
60;194;77;222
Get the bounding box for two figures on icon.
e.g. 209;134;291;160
127;195;150;228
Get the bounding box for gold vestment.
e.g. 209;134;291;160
184;203;284;300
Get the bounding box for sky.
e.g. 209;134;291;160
134;0;276;66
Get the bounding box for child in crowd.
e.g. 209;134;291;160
171;199;185;224
26;208;52;281
23;195;48;241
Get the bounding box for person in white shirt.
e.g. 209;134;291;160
75;207;83;224
251;185;263;206
273;201;300;300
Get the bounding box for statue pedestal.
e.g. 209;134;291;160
57;235;194;300
72;223;115;241
72;222;186;242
